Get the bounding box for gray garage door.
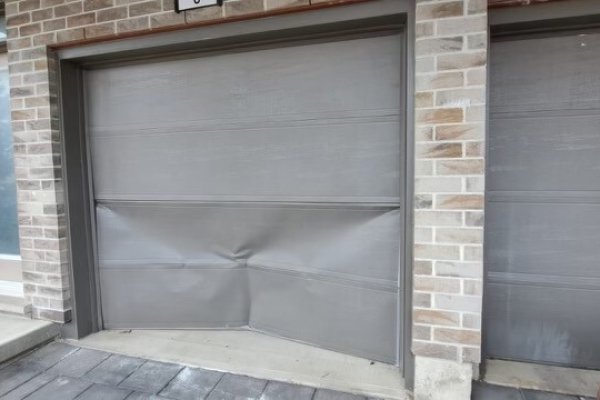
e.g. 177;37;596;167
485;29;600;369
85;32;403;364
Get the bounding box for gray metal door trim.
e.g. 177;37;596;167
58;0;415;383
483;6;600;372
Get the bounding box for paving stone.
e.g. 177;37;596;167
17;342;78;371
0;372;54;400
22;376;92;400
159;367;223;400
471;382;524;400
313;388;368;400
119;361;182;394
0;363;40;396
206;374;267;400
76;384;131;400
46;348;111;378
259;381;315;400
521;389;579;400
85;354;145;386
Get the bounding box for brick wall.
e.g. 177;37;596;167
413;0;487;365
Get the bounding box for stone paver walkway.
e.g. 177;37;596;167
0;341;382;400
472;381;596;400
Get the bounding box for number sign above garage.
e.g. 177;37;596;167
175;0;222;12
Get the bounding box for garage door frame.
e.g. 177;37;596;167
482;1;600;373
56;0;416;378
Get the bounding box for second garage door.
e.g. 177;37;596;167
485;29;600;369
85;32;404;364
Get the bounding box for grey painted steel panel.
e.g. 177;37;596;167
485;30;600;368
88;34;403;364
86;34;402;202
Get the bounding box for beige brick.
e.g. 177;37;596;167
416;108;463;124
129;0;162;17
150;12;185;28
413;341;458;361
466;176;484;192
464;279;482;295
414;292;432;308
415;227;433;243
437;16;486;35
435;261;482;279
67;13;96;28
467;67;486;85
414;309;460;327
416;194;433;209
416;177;462;193
416;142;463;159
117;16;150;33
415;210;463;227
468;32;487;50
416;21;434;38
465;140;484;157
437;194;484;210
415;244;460;261
438;51;487;71
416;92;434;108
416;36;463;56
415;277;461;294
436;228;483;245
57;28;85;43
8;14;32;27
97;7;127;22
84;0;114;11
264;0;308;10
84;22;116;39
465;211;483;227
436;88;485;107
436;123;483;140
20;23;43;37
417;71;464;91
434;294;481;313
43;19;67;32
467;0;487;14
32;8;53;22
434;328;480;345
416;1;463;20
184;6;223;23
54;3;83;17
413;325;431;341
416;126;434;141
224;0;264;17
416;160;434;176
436;159;484;175
462;313;481;329
415;260;433;276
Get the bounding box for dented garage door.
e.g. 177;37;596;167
86;33;404;364
485;29;600;368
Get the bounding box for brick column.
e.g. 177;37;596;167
412;1;487;398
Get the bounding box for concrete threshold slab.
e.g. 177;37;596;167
67;329;410;400
0;313;59;364
484;359;600;398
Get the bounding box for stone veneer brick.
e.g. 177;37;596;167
414;0;487;365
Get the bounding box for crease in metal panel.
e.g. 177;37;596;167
90;33;403;364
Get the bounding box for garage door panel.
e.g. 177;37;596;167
248;268;398;364
488;114;600;192
491;31;600;114
100;268;250;329
484;282;600;368
86;34;401;128
487;29;600;369
97;203;401;283
91;120;402;201
486;201;600;278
